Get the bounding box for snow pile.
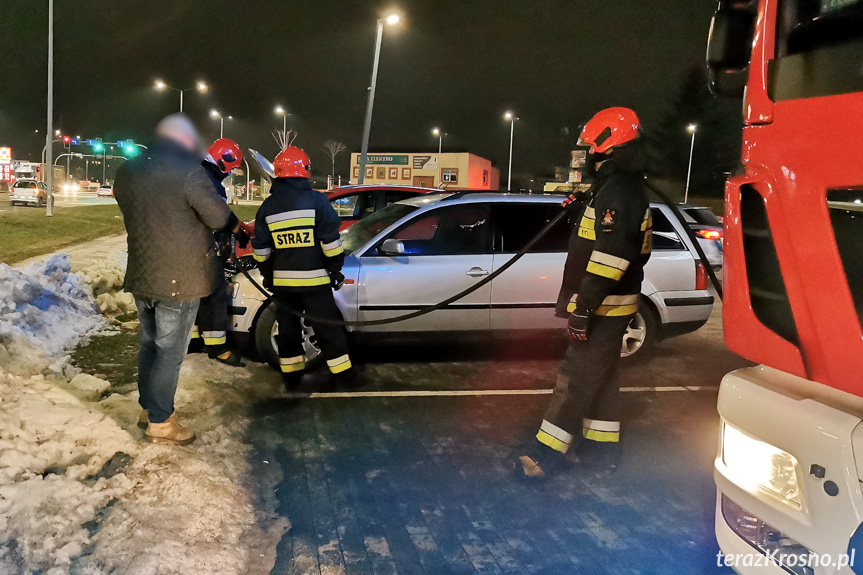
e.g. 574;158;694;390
77;260;136;316
0;358;288;574
0;255;105;375
0;371;139;573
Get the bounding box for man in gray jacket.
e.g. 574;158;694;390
114;114;236;445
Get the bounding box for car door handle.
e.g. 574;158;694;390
466;267;490;277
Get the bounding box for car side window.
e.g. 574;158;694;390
381;204;492;256
651;208;685;250
331;194;359;217
493;204;570;253
359;191;377;219
384;191;415;207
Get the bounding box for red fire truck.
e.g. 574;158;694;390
708;0;863;572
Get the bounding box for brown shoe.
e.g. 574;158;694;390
145;413;196;445
138;409;149;429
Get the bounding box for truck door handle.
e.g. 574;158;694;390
466;267;490;277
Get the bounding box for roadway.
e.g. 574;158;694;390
242;300;748;574
0;190;116;214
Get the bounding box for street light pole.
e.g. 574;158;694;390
154;80;208;113
432;128;445;154
358;13;400;185
504;112;517;192
46;0;54;216
685;123;698;204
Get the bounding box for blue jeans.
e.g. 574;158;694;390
136;298;200;424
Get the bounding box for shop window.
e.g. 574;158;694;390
352;166;360;178
389;167;398;179
401;168;411;180
441;168;459;183
376;167;386;179
365;167;373;178
483;170;489;185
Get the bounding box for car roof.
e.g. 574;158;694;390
328;185;440;199
396;192;671;209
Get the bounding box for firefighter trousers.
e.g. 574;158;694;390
195;274;231;347
272;288;352;377
536;314;631;454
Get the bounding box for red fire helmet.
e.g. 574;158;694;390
580;107;640;154
209;138;244;173
274;146;311;178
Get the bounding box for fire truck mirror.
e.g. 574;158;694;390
707;5;756;97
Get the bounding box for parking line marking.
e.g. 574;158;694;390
286;386;718;399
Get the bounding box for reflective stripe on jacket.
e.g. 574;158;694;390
555;161;652;317
250;177;344;290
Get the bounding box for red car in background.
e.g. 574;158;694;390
234;185;439;258
326;185;440;230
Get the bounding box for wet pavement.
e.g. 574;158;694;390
243;303;748;575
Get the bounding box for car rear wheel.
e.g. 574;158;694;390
254;303;324;371
620;301;658;358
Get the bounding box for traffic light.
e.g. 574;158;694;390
123;142;139;157
62;136;70;145
93;140;103;153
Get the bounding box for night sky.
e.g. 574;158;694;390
1;1;716;183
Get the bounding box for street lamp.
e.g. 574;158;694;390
358;10;402;184
432;127;446;154
274;106;291;136
153;79;208;112
504;111;518;192
210;110;233;138
685;123;698;203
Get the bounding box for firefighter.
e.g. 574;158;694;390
517;107;652;478
250;146;355;389
192;138;247;366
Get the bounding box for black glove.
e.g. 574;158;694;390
235;226;251;249
567;304;591;341
330;271;345;291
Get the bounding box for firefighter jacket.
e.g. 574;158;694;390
251;177;344;290
554;160;652;318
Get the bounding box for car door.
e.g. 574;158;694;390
643;206;696;293
489;203;570;330
357;203;493;332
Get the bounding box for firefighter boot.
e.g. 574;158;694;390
282;371;303;392
206;345;246;367
516;441;567;480
331;367;361;389
145;413;196;446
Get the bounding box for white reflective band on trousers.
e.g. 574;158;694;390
536;419;574;454
273;269;329;279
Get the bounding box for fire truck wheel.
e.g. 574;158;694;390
254;302;324;371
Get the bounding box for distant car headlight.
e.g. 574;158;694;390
722;423;802;509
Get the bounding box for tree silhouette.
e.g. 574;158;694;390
322;140;347;179
644;66;742;199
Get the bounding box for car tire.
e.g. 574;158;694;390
253;302;324;371
620;299;659;359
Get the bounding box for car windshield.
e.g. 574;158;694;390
340;203;419;254
684;207;721;227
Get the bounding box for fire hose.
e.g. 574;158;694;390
238;180;722;328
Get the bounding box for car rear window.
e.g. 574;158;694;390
15;181;37;189
684;207;721;227
652;208;685;251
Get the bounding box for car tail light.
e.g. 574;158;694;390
695;260;708;290
697;229;722;240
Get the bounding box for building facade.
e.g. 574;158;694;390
349;152;500;190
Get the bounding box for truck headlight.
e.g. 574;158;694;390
722;423;802;509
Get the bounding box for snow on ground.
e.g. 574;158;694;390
0;252;290;574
